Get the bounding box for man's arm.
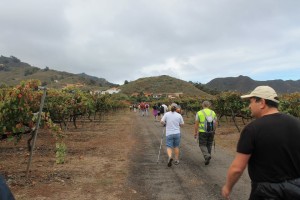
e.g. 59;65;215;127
222;153;251;199
160;115;166;125
179;116;184;127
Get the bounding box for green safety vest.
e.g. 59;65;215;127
197;108;216;132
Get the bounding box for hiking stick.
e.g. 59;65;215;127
156;128;165;164
214;138;216;153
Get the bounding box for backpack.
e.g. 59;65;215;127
140;102;145;109
160;105;165;114
201;110;216;133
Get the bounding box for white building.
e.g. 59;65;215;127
101;87;121;94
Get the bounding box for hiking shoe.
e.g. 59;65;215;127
167;158;173;167
174;160;180;165
205;156;211;165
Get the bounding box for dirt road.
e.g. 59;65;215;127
126;111;251;200
1;109;251;200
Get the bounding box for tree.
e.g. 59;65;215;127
124;80;129;85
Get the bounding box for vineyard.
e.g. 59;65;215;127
0;79;299;199
0;80;127;137
1;79;299;148
1;79;299;140
0;80;127;172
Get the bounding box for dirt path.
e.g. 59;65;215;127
126;111;251;200
1;110;251;200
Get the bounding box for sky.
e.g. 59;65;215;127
1;0;300;85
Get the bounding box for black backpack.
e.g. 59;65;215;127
160;105;165;114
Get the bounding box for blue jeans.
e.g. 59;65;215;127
166;134;181;148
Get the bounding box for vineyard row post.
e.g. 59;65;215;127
26;87;47;178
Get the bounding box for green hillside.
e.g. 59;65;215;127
120;75;212;97
0;56;211;97
0;55;116;90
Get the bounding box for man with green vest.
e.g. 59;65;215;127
194;100;217;165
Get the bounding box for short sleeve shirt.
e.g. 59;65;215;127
161;111;184;136
237;113;300;182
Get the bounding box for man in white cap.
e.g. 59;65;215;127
222;86;300;199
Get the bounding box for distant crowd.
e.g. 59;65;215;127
130;102;182;121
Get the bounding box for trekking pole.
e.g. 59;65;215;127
214;138;216;153
156;128;165;164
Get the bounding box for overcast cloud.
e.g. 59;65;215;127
1;0;300;84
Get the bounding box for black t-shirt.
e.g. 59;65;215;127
237;113;300;182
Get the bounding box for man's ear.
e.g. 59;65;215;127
259;98;267;109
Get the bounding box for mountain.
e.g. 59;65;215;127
0;55;117;89
120;75;212;97
0;56;210;97
205;75;300;94
3;55;297;95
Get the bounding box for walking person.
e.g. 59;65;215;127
160;103;184;167
157;103;161;120
140;102;146;116
133;104;137;112
152;104;159;121
222;86;300;200
160;103;168;118
145;103;150;116
194;100;217;165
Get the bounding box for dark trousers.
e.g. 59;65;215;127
198;131;214;160
0;175;15;200
250;177;300;200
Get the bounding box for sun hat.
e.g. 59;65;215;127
241;86;279;103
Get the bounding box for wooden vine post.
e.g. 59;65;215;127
26;87;47;179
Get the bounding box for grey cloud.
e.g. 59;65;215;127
0;0;300;84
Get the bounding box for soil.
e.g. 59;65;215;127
0;110;251;200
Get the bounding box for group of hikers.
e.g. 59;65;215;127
133;86;300;200
158;101;216;167
131;102;175;121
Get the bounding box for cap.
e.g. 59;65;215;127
241;86;279;103
170;103;179;108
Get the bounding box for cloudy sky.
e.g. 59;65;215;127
1;0;300;84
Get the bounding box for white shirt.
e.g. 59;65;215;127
162;104;168;113
161;111;184;136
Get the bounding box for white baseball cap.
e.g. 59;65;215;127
241;86;279;103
